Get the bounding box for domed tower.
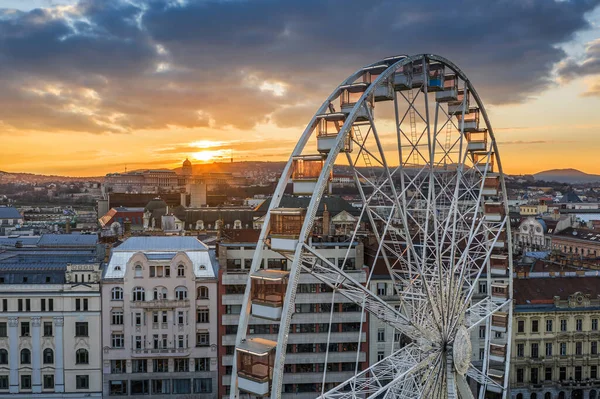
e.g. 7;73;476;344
182;158;192;176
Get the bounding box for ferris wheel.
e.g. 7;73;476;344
230;54;513;399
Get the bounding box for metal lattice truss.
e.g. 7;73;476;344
316;344;432;399
230;54;513;399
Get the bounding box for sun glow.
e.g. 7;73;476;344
192;149;228;162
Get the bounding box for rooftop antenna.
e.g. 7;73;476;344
230;149;233;163
125;165;127;173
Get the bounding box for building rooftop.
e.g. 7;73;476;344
0;251;100;284
0;207;21;219
114;236;208;252
105;236;216;280
255;195;361;217
513;276;600;306
37;234;99;247
553;227;600;243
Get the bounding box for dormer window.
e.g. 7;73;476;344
134;265;143;278
177;265;185;278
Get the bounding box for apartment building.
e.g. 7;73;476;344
101;236;218;398
216;229;368;398
510;276;600;399
0;234;103;398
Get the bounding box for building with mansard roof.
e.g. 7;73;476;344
101;236;219;398
0;234;103;398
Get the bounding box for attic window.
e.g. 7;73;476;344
46;277;51;283
114;266;122;271
0;277;4;284
22;277;28;283
199;265;206;270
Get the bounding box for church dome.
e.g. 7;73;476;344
183;158;192;167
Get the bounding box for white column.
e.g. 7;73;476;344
31;317;41;393
8;317;18;393
53;317;64;393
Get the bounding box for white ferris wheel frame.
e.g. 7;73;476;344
229;53;514;399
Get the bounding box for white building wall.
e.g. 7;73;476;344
0;279;102;398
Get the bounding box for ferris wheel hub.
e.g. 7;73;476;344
452;326;472;376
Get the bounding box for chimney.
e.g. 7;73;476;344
323;204;331;236
65;217;71;234
180;192;187;208
124;218;131;235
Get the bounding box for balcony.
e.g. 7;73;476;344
130;299;190;309
282;371;356;384
286;351;366;364
131;346;190;357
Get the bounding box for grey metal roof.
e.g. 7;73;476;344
0;251;100;284
0;207;21;219
0;236;41;247
114;236;208;252
37;234;99;247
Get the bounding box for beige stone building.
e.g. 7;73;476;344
101;236;218;398
510;275;600;399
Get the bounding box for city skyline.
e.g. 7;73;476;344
2;0;600;177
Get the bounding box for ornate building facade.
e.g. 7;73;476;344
0;235;103;398
101;236;219;398
511;276;600;399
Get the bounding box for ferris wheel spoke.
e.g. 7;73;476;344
466;363;504;392
465;297;510;331
300;245;423;340
318;344;433;399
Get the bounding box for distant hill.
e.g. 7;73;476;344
533;169;600;184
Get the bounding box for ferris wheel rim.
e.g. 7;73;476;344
230;53;513;399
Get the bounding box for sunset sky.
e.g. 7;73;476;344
2;0;600;176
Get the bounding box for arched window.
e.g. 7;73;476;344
153;287;168;300
591;391;597;399
20;349;30;364
134;264;143;278
531;394;537;399
43;348;54;364
76;348;89;364
516;394;523;399
197;286;209;299
558;392;565;399
544;393;551;399
175;286;188;300
0;349;8;364
177;264;185;277
111;287;123;301
132;287;145;302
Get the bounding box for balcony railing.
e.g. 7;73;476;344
130;299;190;309
131;346;190;357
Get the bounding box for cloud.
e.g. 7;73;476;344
582;81;600;96
0;0;598;134
557;38;600;81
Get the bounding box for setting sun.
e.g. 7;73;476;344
192;149;228;162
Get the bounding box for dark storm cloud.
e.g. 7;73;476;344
0;0;598;133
